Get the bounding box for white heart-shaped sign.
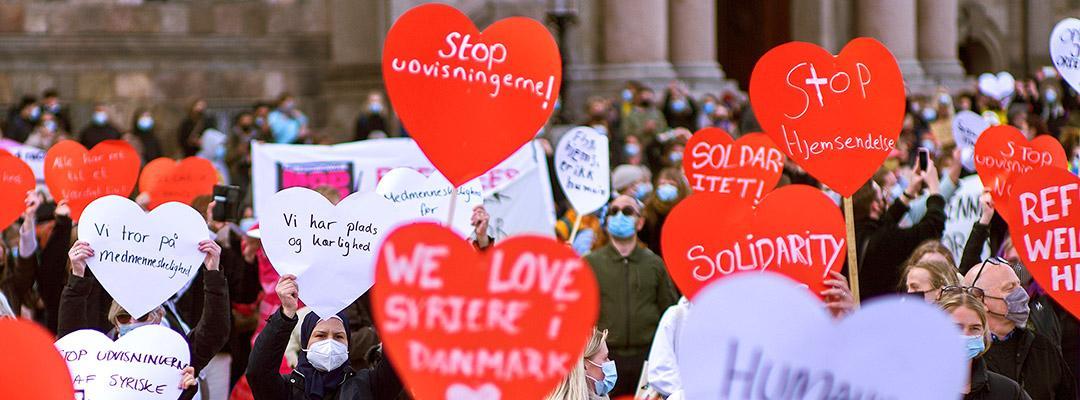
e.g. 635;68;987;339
446;383;501;400
554;126;611;214
978;72;1016;101
260;187;404;318
1051;18;1080;93
56;326;190;400
678;273;967;399
78;195;208;318
952;110;991;153
375;168;484;237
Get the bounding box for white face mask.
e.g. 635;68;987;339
305;338;348;371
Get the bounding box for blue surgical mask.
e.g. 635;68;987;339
657;183;678;202
606;213;637;239
118;321;153;337
92;111;108;126
137;116;154;131
669;151;682;164
671;99;688;113
921;107;938;122
624;143;640;157
920;139;937;155
368;102;383;114
621;89;633;102
964;334;985;359
703;102;717;115
43;120;57;132
47;103;60;113
1046;89;1058;103
28;106;40;121
634;183;653;200
587;359;618;396
939;94;952;105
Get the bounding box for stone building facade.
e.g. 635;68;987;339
0;0;1074;154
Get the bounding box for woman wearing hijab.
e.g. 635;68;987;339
247;274;402;400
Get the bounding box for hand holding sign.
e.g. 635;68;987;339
375;168;484;237
0;319;74;400
77;195;209;318
661;185;846;298
554;126;611;215
138;157;219;209
56;325;191;400
749;38;904;197
0;149;35;228
45;140;140;221
678;273;967;400
372;223;599;400
974;125;1067;222
1006;167;1080;319
382;3;561;186
1051;18;1080;92
682;129;784;200
260;187;404;318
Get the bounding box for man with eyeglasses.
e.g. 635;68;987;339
950;258;1077;400
584;194;678;397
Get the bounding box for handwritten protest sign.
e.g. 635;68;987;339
382;3;561;186
661;185;846;298
1007;167;1080;318
974;125;1067;222
0;150;35;228
56;326;190;400
1051;18;1080;93
679;273;966;400
138;157;219;209
45;140;139;221
0;139;46;187
376;168;484;237
0;319;74;400
554;126;610;214
952;110;991;153
942;175;990;264
749;38;904;197
261;187;405;318
372;223;599;400
682;129;784;200
78;195;208;318
978;72;1016;101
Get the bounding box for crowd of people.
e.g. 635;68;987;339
0;67;1079;400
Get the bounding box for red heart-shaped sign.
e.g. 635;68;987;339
0;149;35;228
45;140;140;221
749;38;904;197
1006;167;1080;318
0;319;75;399
975;126;1067;223
373;223;598;400
682;129;785;200
382;3;561;187
661;185;847;299
138;156;219;209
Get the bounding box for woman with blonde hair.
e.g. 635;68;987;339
900;258;961;301
547;328;615;400
937;290;1029;399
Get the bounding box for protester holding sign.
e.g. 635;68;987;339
16;196;78;333
584;195;677;396
937;292;1030;399
247;274;402;400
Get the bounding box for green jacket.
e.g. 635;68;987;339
585;243;678;350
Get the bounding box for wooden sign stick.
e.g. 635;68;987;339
843;196;861;306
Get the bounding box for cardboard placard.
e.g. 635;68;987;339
682;129;784;200
372;223;599;400
376;168;484;237
1007;167;1080;319
977;72;1016;101
45;140;140;221
138;157;219;209
0;319;75;400
553;126;611;214
77;195;209;318
1052;18;1080;93
382;3;561;186
260;187;405;318
661;185;846;299
974;126;1067;222
56;326;190;400
0;149;36;228
749;38;905;197
678;273;967;400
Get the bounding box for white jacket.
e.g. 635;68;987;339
647;297;690;400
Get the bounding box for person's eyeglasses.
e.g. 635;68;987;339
972;257;1022;287
607;206;639;217
115;313;153;325
939;285;986;301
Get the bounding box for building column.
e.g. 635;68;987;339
668;0;725;93
917;0;966;87
856;0;926;88
597;0;676;87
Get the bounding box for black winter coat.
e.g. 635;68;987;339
853;194;946;299
966;358;1031;400
985;328;1076;400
